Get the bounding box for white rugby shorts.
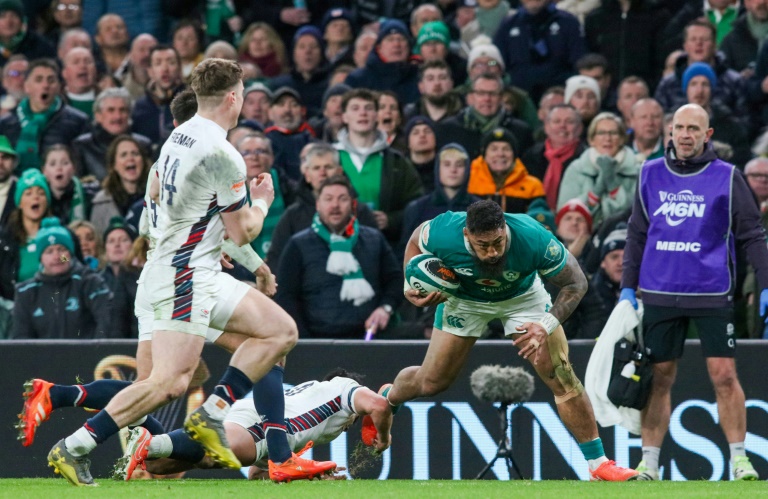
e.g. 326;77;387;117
140;265;250;338
434;276;553;338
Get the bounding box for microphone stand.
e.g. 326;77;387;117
475;402;523;480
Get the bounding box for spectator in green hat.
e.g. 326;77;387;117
0;0;56;67
10;216;115;339
0;134;18;226
0;168;52;301
413;21;467;85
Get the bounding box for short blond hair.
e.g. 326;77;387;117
587;112;626;142
439;147;468;163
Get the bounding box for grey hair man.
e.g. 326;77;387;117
72;87;151;180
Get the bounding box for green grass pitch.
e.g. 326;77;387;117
0;479;766;498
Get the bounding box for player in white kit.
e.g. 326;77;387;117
117;370;393;480
48;59;326;486
16;90;276;450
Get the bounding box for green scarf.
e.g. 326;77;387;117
15;96;61;173
249;169;285;257
0;28;26;59
311;213;375;306
464;107;503;135
748;13;768;51
206;0;236;38
69;176;87;221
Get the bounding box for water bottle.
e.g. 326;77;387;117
621;362;636;378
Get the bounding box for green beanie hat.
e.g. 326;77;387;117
414;21;450;55
15;168;51;206
0;0;23;17
527;198;555;232
35;217;75;260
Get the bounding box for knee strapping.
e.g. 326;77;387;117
552;360;584;404
554;379;584;404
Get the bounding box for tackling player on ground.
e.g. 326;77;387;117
384;200;638;481
114;368;392;481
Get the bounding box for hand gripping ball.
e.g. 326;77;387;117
405;254;460;297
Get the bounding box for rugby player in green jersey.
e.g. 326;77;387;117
382;200;638;481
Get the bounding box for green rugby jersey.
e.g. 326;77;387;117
417;211;567;302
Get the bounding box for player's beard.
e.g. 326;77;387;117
474;254;506;279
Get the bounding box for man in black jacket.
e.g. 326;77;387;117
266;142;376;269
11;217;113;339
275;175;402;339
721;0;768;73
436;74;533;160
72;87;152;181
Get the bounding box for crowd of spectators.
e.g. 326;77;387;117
1;0;767;340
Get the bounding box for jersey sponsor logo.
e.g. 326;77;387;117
655;241;701;252
65;298;79;312
544;239;562;262
230;174;246;194
480;283;514;293
503;270;520;281
231;180;245;191
446;315;465;329
169;131;197;149
475;278;501;287
454;268;473;276
427;262;457;282
653;190;706;226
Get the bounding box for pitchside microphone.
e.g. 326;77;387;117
470;365;535;405
470;365;535;480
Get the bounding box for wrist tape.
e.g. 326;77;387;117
253;199;269;217
536;312;560;335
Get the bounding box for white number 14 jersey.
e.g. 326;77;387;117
148;114;247;271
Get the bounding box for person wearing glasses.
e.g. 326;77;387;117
44;0;83;47
454;43;539;131
236;132;295;259
0;54;27;115
558;111;639;227
436;73;533;159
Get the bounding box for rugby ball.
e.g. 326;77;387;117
405;254;460;297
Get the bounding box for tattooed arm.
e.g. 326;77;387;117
543;251;588;324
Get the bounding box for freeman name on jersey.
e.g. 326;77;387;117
170;132;197;149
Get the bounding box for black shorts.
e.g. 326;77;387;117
642;305;736;362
